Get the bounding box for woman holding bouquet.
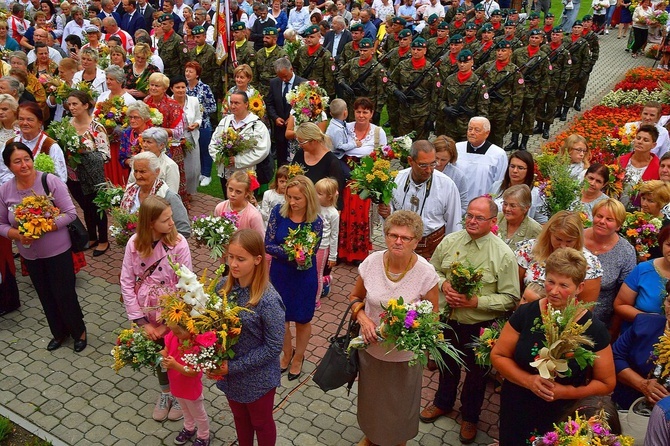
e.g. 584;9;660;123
124;43;160;101
0;142;87;351
349;210;440;446
46;57;77;122
95;65;137;186
119;101;152;171
491;248;615;445
265;175;322;381
211;229;285;446
631;0;655;57
618;124;660;208
120;195;191;422
72;47;108;97
171;76;201;206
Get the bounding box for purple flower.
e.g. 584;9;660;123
564;420;579;435
542;432;559;445
404;310;418;329
591;423;606;436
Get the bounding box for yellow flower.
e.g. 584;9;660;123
365;173;375;182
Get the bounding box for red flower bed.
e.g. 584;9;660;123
612;67;670;91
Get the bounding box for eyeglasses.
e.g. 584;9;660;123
464;213;495;223
415;161;438;169
385;233;415;243
571;148;587;153
128;115;143;120
509;164;527;171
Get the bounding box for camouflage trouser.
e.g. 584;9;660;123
399;110;431;140
536;87;562;124
563;74;582;107
436;114;468;142
489;116;508;147
576;71;591;99
510;95;539;136
386;98;400;136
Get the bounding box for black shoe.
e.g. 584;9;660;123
532;123;543;134
542;124;550;139
0;305;19;317
504;133;519;151
47;338;64;351
574;98;582;111
519;135;529;151
287;358;304;381
74;337;87;353
560;107;568;121
92;244;109;257
280;349;295;373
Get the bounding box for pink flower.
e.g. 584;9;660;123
195;331;217;348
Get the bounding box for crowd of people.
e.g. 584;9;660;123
2;0;670;444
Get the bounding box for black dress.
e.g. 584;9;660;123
291;149;345;210
498;300;610;445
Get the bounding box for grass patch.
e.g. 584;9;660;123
0;417;11;442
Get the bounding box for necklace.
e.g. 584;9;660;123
384;252;413;283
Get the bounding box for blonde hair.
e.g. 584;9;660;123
533;211;584;263
315;177;339;207
295;122;333;150
639;180;670;209
133;42;153;59
134;195;179;258
433;134;458;164
280;175;320;222
148;72;169;88
383;210;423;239
591;198;626;228
545;247;587;286
227;170;254;202
560;134;590;169
109;44;127;59
233;63;253;80
221;229;269;307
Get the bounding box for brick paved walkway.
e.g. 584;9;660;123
0;35;656;446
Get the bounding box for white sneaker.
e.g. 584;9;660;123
199;176;212;187
605;29;609;34
199;174;204;182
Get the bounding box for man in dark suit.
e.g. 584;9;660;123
323;15;352;62
137;0;155;32
265;58;306;166
120;0;146;36
98;0;121;32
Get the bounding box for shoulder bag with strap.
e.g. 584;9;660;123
40;173;89;252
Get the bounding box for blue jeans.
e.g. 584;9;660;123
605;4;616;26
560;0;581;31
199;126;213;178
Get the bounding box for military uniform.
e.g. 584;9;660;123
338;40;360;70
254;44;287;97
427;36;450;62
494;35;525;51
449;20;467;36
536;37;571;138
293;25;336;97
576;21;599;110
158;29;189;80
229;39;256;77
473;40;496;68
475;55;524;147
437;50;489;141
337;56;388;119
189;42;221;99
382;32;412;135
561;29;590;118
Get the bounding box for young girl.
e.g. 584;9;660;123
211;229;285;446
120;195;192;422
214;170;265;238
315;178;339;307
259;166;288;227
559;134;590;182
161;324;210;446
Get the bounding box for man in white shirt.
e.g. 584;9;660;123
378;140;462;258
287;0;311;34
27;29;62;64
61;6;90;52
482;0;500;19
625;101;670;158
7;3;30;42
172;0;188;22
422;0;446;20
103;17;134;51
455;117;507;202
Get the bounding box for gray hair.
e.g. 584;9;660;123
0;76;23;96
257;3;268;12
9;51;28;67
104;65;125;84
502;184;532;211
469;116;491;132
130;151;161;172
332;15;345;26
273;57;292;73
126;101;151;120
141;127;169;149
71;6;84;15
80;47;99;61
409;139;436;159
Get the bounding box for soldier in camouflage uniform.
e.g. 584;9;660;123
338;23;364;70
157;13;188;80
449;8;468;36
475;40;524;147
229;21;256;81
495;20;525;50
438;49;489;141
561;20;590;121
534;27;571;139
337;38;388;124
380;16;406;54
389;37;441;139
293;24;336;97
488;10;505;38
188;25;222;99
574;15;599;111
507;29;549;151
463;23;479;51
253;27;287;97
542;13;556;42
427;21;450;62
444;0;461;23
474;23;497;68
467;4;487;30
383;29;412;135
438;34;463;83
421;14;440;40
519;12;541;43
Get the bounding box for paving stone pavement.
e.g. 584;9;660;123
0;34;658;446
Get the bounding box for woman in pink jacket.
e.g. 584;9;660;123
119;195;192;423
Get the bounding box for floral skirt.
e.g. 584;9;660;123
338;186;371;262
167;144;188;204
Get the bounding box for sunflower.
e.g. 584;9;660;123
164;300;188;325
249;93;265;118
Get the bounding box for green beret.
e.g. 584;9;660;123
529;28;543;36
411;37;427;48
582;14;593;21
456;7;466;13
192;25;205;35
491;10;502;16
505;20;517;26
496;40;512;49
529;12;540;19
481;23;493;31
232;21;246;31
509;8;518;14
350;23;364;32
359;38;373;49
391;16;406;26
263;27;278;36
475;3;485;10
465;22;477;30
398;29;412;38
437;21;449;30
158;13;173;23
546;12;555;18
552;26;564;34
573;20;583;26
449;33;463;43
457;49;473;62
301;24;320;36
427;13;439;24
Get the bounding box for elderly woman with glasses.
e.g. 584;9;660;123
128;127;179;193
496;184;543;250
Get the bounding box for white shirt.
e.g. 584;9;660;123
318;205;340;261
61;19;90;51
173;3;189;21
390;168;462;236
287;7;311;33
209;113;271;178
455;140;507;202
72;68;108;97
482;0;500;18
625;121;670;158
27;47;63;65
422;3;446;19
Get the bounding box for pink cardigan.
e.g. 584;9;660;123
214;200;265;238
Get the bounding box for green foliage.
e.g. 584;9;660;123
0;416;12;441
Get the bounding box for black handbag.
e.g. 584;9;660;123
41;173;89;252
312;299;362;394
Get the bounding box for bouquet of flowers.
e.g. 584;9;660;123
471;319;506;367
248;90;266;119
111;324;163;373
159;262;248;372
534;154;583;217
73;81;99;101
532;412;634;445
0;48;12;63
286;163;306;179
33;153;55;174
650;324;670;389
529;297;597;380
619;211;662;261
284;39;302;61
211;126;258;168
109;208;138;247
192;212;239;259
282;223;319;270
348;156;398;204
46;119;83;168
605;124;636;158
448;255;484;300
43;76;70;104
285;80;329;125
370;132;415;169
94;96;128;132
603;163;625;198
93;181;124;217
348;297;463;369
149;108;163;126
648;9;668;26
12;194;60;241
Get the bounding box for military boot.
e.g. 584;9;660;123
532;122;544;134
574;98;582;111
560;107;569;121
542;123;551;139
519;135;529;151
504;133;519;151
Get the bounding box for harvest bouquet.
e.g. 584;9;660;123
348;297;463;369
286;80;329;125
649;324;670;389
348;156;398;204
149;108;163;126
534;153;583;217
448;256;484;299
471;319;506;367
370;132;415;168
619;211;662;261
93;182;124;217
605;124;636;158
192;212;239;259
94;96;128;133
282;223;319;270
109;208;138;247
46;119;84;168
211;126;258;168
12;194;60;243
532;411;634;446
111;324;163;373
